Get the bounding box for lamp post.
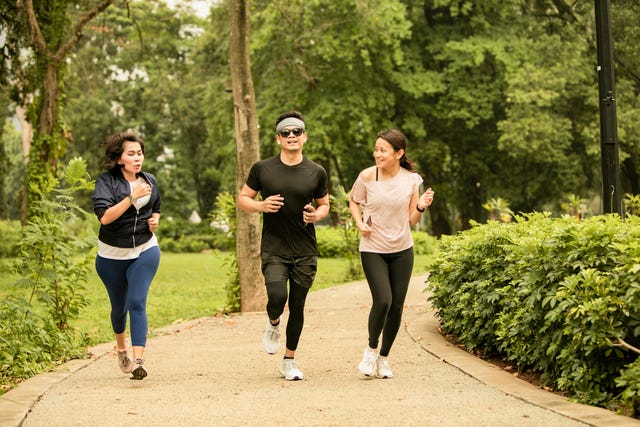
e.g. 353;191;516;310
594;0;623;216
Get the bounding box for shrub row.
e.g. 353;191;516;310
427;213;640;415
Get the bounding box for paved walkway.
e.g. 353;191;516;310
1;274;639;426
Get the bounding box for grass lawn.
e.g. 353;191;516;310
1;252;434;346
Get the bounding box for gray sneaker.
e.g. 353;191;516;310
130;358;147;380
262;318;281;354
117;350;133;373
279;358;304;381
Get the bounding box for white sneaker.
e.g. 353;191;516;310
279;358;304;381
262;318;281;354
376;356;393;379
358;347;378;377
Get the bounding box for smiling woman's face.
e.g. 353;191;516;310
373;138;402;169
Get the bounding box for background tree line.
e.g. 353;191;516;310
1;0;639;235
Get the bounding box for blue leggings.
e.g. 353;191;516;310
95;246;160;347
361;248;414;357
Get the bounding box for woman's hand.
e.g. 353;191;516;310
132;182;152;199
357;221;372;238
417;187;435;211
147;215;159;233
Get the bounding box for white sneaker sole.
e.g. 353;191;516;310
376;372;393;379
280;364;304;380
358;363;375;377
283;372;303;381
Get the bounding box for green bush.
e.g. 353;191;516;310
209;192;239;312
1;158;94;393
157;217;218;253
16;158;95;331
412;231;439;256
427;213;640;414
316;226;345;257
0;298;86;391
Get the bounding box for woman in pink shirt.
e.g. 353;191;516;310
349;129;434;379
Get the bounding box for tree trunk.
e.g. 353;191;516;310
229;0;266;312
15;105;32;224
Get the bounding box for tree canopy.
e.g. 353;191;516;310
2;0;639;234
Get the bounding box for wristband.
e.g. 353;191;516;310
127;194;137;204
416;204;425;213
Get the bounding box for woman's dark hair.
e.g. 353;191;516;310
377;128;417;173
100;130;145;171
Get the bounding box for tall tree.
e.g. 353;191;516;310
9;0;115;219
229;0;265;312
63;1;215;218
0;89;9;219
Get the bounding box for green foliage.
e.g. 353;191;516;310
482;197;513;223
3;0;640;239
0;220;21;257
209;191;240;312
624;193;640;217
427;214;640;414
315;226;347;258
616;358;640;415
411;230;439;256
1;158;94;393
329;186;363;281
561;193;588;218
14;158;95;331
0;297;87;392
157;219;217;253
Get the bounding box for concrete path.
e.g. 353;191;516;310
1;274;639;426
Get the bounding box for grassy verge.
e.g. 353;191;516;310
1;252;434;346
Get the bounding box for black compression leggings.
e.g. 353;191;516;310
361;248;414;357
265;279;309;352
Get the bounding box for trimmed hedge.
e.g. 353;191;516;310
427;213;640;415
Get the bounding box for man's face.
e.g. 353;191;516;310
277;126;307;151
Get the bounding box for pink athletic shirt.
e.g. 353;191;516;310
350;167;423;254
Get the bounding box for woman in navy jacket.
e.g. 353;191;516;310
93;130;161;380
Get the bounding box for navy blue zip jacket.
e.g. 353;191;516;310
92;169;161;248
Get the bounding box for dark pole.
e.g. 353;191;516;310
594;0;623;215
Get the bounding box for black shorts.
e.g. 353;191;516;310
261;252;317;289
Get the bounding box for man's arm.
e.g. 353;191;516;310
237;184;284;213
312;194;330;222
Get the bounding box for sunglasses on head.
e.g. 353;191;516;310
278;128;304;137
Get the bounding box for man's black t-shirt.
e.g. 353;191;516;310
246;155;328;257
